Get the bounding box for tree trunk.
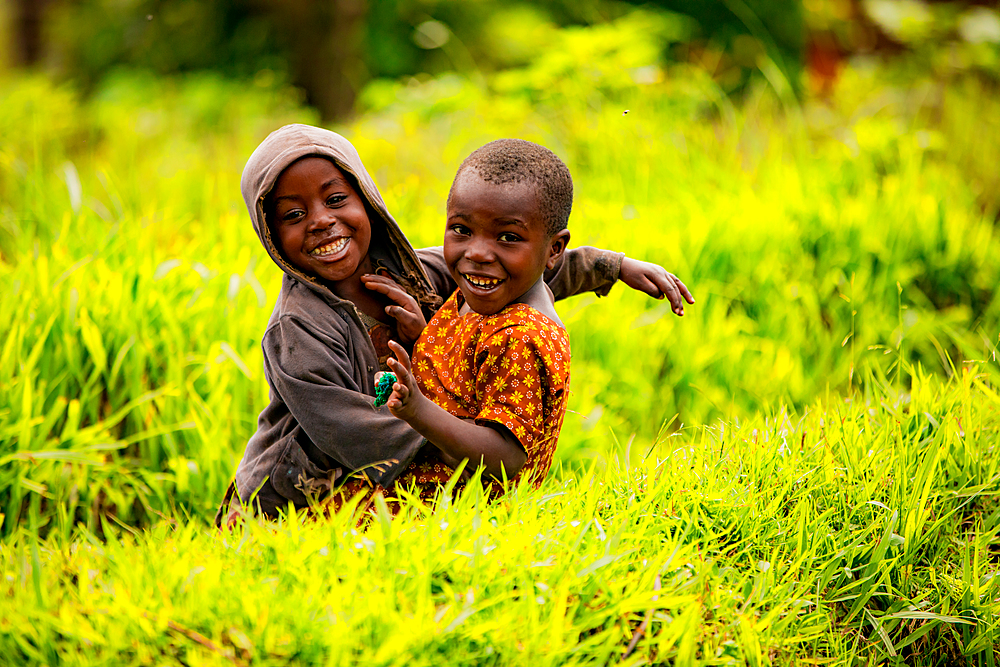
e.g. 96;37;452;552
13;0;49;67
269;0;368;122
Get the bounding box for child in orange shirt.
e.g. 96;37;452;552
380;139;692;494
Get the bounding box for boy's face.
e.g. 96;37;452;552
271;157;372;287
445;171;569;315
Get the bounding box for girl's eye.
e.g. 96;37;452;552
281;209;304;223
327;194;347;206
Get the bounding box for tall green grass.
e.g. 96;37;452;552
2;369;998;664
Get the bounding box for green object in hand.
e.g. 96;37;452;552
374;372;397;407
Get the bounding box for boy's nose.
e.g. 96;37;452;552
464;239;495;263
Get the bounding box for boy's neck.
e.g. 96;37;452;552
459;276;563;327
516;277;561;326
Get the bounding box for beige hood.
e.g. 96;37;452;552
241;123;439;308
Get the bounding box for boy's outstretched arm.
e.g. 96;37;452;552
383;341;526;482
618;258;696;316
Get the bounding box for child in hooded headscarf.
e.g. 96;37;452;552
218;124;693;524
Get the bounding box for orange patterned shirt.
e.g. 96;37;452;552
329;289;571;511
399;289;572;491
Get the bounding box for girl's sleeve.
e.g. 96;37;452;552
260;315;425;485
472;323;569;456
416;246;624;301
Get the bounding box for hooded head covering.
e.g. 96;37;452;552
241;123;441;309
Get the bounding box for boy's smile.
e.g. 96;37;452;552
271;157;372;287
445;171;569;315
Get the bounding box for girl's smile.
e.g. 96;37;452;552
309;236;350;257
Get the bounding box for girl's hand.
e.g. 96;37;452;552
618;257;695;316
385;340;424;421
362;274;427;345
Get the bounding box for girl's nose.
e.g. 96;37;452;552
306;210;336;233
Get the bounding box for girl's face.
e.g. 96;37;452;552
271;157;372;288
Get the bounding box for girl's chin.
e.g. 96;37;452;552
306;251;371;285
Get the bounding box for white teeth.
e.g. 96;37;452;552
464;274;503;288
311;237;349;257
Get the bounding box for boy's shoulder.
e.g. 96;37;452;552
479;302;567;347
514;280;561;327
423;290;567;355
474;304;571;391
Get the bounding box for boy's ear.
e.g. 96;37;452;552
546;230;571;270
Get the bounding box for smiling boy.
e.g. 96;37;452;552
376;139;613;492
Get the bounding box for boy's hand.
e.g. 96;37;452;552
618;258;695;316
362;274;427;345
384;340;425;421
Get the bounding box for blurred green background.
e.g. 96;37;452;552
1;0;999;532
3;0;996;120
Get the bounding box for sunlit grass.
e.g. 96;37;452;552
3;369;998;664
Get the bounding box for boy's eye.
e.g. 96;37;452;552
449;224;471;236
498;232;522;243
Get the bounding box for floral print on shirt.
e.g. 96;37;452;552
332;289;571;510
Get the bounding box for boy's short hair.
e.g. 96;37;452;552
450;139;573;236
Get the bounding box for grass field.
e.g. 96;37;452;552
2;14;1000;664
3;370;999;664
